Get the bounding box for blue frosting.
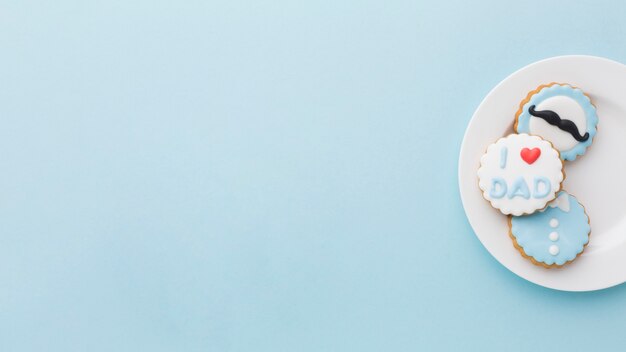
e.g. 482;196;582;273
510;191;590;266
516;84;598;161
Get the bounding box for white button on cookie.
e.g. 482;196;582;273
549;232;559;241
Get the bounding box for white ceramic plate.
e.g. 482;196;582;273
459;55;626;291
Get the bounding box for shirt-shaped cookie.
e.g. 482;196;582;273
510;191;590;268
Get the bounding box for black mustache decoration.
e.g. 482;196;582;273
528;105;589;142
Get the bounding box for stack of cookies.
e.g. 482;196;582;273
477;83;598;268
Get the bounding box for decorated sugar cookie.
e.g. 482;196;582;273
477;134;564;216
509;191;590;268
515;83;598;161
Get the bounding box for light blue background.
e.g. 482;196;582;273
1;1;625;351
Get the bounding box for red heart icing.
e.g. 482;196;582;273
520;148;541;164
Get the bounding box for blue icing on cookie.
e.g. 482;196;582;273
516;84;598;161
510;191;590;266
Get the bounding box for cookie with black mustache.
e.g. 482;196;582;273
514;83;598;161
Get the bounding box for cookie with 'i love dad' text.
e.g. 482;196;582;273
477;134;565;216
514;83;598;161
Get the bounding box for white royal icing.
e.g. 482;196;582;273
549;232;559;241
549;218;559;228
549;245;560;256
548;192;570;212
477;134;564;216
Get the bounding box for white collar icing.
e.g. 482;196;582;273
548;193;570;212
